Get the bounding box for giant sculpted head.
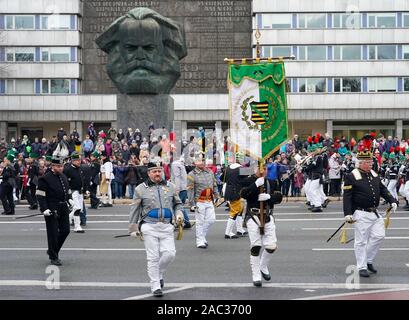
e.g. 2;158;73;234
96;8;187;94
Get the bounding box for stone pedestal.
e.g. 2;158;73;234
117;94;174;134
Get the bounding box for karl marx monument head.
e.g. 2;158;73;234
96;8;187;94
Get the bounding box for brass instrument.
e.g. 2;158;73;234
282;146;328;181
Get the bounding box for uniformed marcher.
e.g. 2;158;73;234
64;152;86;233
128;161;184;297
385;152;399;202
25;152;40;210
88;151;101;209
399;149;409;210
343;150;398;277
36;157;73;266
240;165;282;287
0;152;17;215
187;153;220;249
221;159;247;239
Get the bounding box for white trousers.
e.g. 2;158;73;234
247;217;277;281
101;183;112;204
69;191;84;231
304;178;311;202
399;181;409;201
308;179;322;207
352;210;385;270
318;182;327;203
387;179;398;201
195;201;216;247
141;222;176;293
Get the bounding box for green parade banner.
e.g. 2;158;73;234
228;61;289;161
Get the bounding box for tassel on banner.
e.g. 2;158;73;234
339;224;348;244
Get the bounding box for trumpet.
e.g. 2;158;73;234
282;146;328;181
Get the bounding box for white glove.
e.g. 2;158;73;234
42;209;52;217
391;203;398;213
176;211;184;224
345;215;354;223
130;231;140;238
255;177;265;188
258;193;271;202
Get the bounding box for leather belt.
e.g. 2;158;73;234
356;207;377;213
250;208;273;214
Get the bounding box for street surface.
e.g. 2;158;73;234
0;201;408;300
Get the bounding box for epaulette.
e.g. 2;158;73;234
351;169;362;180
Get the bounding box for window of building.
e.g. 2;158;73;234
41;79;71;94
272;46;291;58
368;77;396;92
368;45;397;60
5;79;35;94
377;45;396;59
261;46;291;58
404;78;409;91
299;78;326;93
298;46;327;60
298;14;326;28
333;45;361;60
261;14;292;29
403;45;409;59
404;13;409;27
368;13;396;28
333;78;362;92
5;15;35;29
5;47;35;62
333;13;361;29
41;15;71;30
41;47;71;62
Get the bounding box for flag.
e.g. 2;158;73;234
228;61;289;160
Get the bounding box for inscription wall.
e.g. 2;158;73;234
83;0;252;94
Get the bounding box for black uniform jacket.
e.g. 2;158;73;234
343;168;397;216
240;175;282;211
36;171;72;212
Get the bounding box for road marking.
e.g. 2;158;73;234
303;227;409;230
385;237;409;240
2;217;409;224
312;248;409;251
38;228;128;231
296;288;409;300
0;281;408;290
123;286;194;300
0;248;145;252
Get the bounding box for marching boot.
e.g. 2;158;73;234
322;199;330;208
311;206;323;212
359;269;370;278
404;200;409;210
236;215;248;237
260;249;275;281
224;218;238;239
73;216;85;233
250;255;262;286
367;263;377;274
